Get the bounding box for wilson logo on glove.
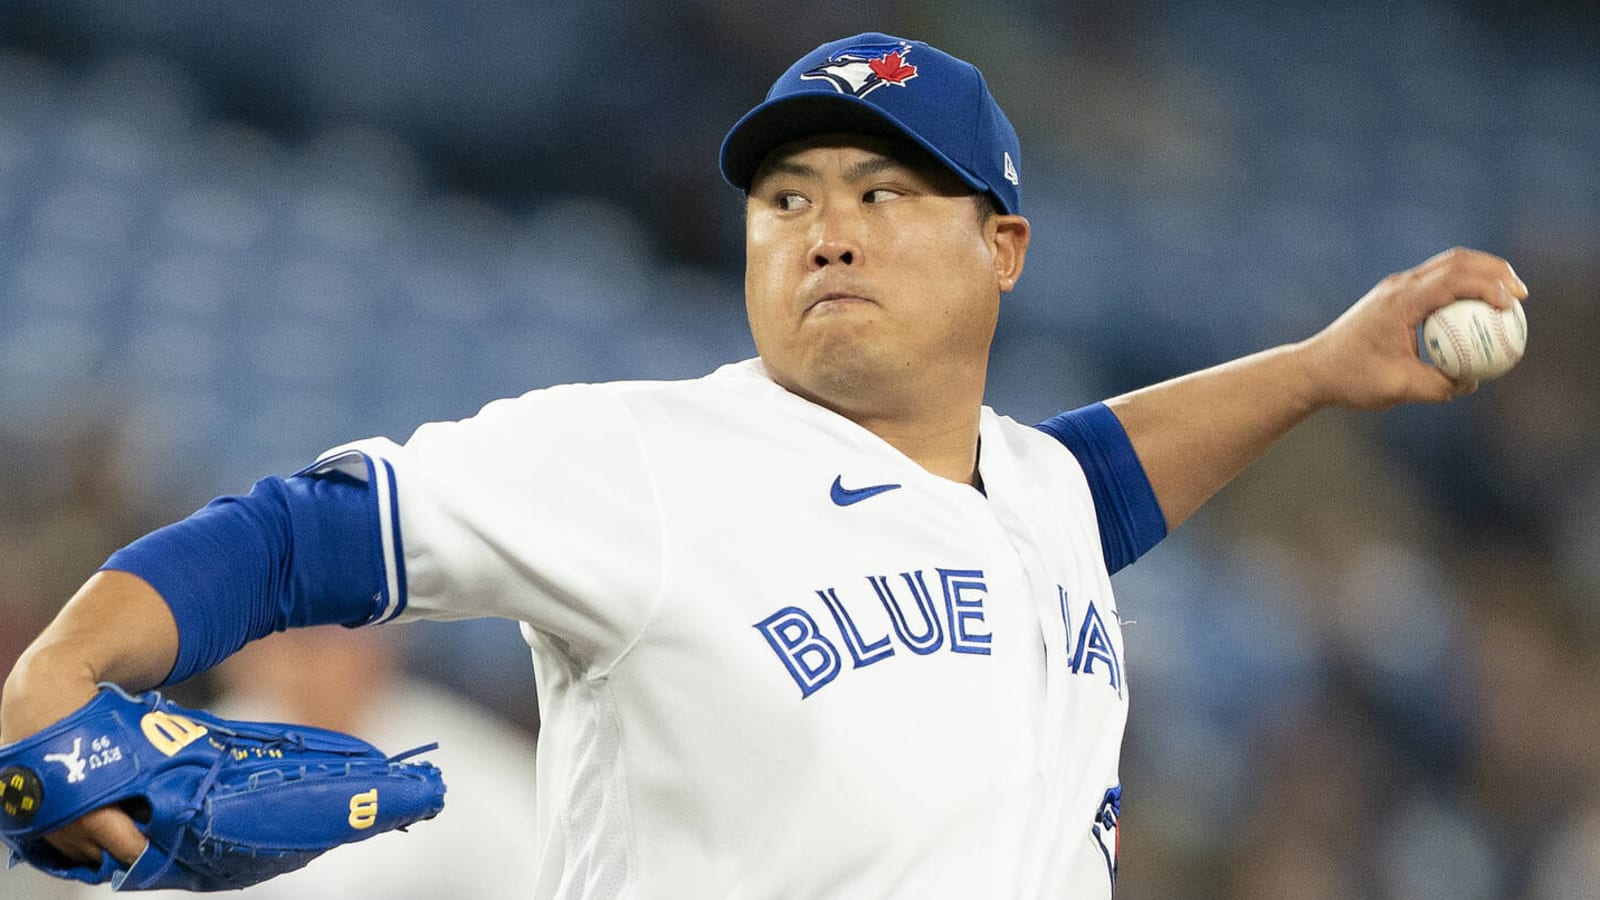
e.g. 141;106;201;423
140;709;209;757
0;683;447;892
349;789;380;829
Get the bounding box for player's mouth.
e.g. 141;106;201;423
805;291;875;316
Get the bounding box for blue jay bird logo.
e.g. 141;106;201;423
800;41;920;98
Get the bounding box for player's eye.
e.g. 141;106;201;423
775;192;810;212
862;187;902;204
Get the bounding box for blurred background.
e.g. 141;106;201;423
1;1;1596;897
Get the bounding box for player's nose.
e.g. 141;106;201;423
808;203;862;269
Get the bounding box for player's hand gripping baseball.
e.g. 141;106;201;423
1296;246;1528;408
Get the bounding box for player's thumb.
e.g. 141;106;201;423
46;805;148;867
1423;366;1477;403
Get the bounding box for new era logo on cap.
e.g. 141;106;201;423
719;32;1023;216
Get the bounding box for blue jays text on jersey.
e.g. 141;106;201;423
755;568;1125;701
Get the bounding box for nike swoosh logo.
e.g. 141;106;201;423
830;476;903;506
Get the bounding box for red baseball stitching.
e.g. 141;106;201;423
1437;313;1472;378
1491;306;1523;365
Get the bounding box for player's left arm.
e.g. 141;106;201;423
1104;247;1527;531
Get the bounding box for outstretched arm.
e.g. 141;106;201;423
1106;247;1527;531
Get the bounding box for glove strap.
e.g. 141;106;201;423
387;743;440;763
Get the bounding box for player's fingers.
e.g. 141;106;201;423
1505;262;1529;299
1417;246;1524;289
45;806;147;867
1425;367;1477;403
1414;248;1527;306
1494;278;1526;311
1412;266;1516;316
87;805;148;864
1400;353;1464;404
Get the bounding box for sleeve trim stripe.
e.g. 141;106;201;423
377;457;408;623
366;451;406;621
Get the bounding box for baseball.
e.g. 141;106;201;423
1422;297;1527;381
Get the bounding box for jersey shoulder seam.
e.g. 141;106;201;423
586;384;672;681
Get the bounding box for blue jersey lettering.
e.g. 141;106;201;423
871;572;944;655
753;607;842;698
938;569;991;655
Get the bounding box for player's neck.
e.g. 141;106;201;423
770;361;987;487
850;409;983;488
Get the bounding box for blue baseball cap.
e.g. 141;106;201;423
719;33;1022;215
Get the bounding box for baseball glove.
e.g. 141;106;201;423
0;683;447;891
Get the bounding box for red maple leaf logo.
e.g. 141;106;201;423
868;51;917;85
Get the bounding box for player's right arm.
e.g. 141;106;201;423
1104;247;1525;531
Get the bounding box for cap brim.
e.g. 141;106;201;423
719;92;989;198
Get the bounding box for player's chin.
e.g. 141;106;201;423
799;342;899;400
795;307;876;346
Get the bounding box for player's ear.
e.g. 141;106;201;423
991;214;1030;293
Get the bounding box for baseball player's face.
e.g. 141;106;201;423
743;134;1030;422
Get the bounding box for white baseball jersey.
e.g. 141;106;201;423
309;359;1128;899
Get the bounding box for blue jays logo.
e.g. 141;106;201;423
1091;785;1121;889
800;41;919;98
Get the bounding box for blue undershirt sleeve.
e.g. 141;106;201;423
100;471;384;686
1034;402;1168;575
